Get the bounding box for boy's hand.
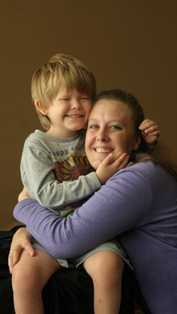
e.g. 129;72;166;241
139;119;160;145
18;187;30;202
8;227;35;274
96;152;130;184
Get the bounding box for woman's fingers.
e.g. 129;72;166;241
8;246;22;273
8;228;36;273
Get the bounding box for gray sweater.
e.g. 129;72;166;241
20;129;101;211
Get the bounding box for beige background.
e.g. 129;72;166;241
0;0;176;230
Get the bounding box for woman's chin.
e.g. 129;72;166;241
90;156;107;170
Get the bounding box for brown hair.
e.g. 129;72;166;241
94;89;177;181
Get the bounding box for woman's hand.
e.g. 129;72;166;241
18;187;30;202
8;227;36;273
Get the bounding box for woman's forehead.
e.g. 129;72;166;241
89;99;131;120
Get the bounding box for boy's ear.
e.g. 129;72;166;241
34;100;48;116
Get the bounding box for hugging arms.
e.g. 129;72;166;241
10;89;177;314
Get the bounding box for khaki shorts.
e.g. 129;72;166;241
33;239;133;270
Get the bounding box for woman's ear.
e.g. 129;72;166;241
34;100;48;116
133;136;141;151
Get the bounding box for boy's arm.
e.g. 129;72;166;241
21;131;129;211
22;146;130;210
139;119;160;145
21;144;101;210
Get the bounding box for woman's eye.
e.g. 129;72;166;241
89;125;99;129
110;125;121;130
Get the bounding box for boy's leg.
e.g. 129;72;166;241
84;250;124;314
12;248;61;314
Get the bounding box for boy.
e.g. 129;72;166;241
12;53;159;314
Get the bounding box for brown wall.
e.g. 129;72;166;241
0;1;176;230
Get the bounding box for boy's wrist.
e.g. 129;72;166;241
148;140;157;149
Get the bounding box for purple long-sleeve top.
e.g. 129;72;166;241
14;161;177;313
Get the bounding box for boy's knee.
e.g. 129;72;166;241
85;251;124;282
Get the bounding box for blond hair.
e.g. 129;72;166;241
31;53;96;130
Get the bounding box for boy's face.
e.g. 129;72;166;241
46;87;92;138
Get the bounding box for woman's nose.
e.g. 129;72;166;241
96;129;109;141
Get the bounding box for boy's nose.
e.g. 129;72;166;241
71;100;82;109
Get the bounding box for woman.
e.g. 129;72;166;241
9;89;177;313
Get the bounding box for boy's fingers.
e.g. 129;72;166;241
139;119;152;129
139;121;157;131
150;130;160;136
101;152;125;166
144;130;160;136
144;126;159;133
112;153;129;169
113;152;127;161
99;153;114;167
118;157;130;169
140;125;154;131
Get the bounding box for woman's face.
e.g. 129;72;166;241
85;99;140;169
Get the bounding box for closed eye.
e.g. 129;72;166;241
80;97;90;100
58;98;70;101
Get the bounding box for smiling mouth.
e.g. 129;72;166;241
66;114;84;118
94;147;113;153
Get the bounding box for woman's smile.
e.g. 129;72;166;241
85;99;140;169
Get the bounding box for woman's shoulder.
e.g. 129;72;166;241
127;160;166;179
119;160;177;192
112;160;171;187
132;160;155;172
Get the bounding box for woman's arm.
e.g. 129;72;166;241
14;165;152;259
